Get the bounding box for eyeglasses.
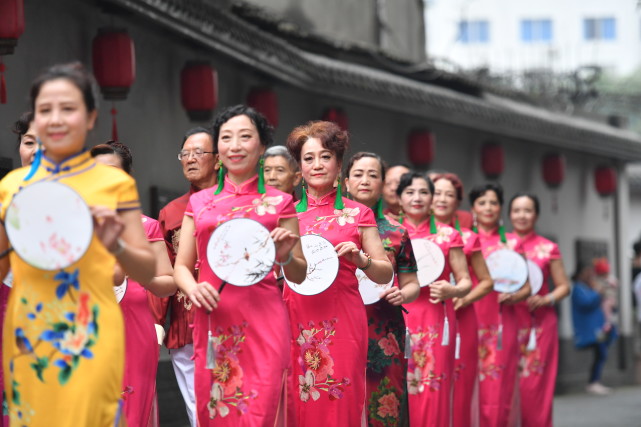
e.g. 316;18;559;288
177;149;215;161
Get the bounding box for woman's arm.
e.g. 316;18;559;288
145;241;176;298
453;250;493;310
174;215;219;311
430;247;472;302
274;217;307;285
528;258;571;311
336;226;393;284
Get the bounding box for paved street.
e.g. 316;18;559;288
554;386;641;427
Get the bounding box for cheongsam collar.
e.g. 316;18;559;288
517;230;537;245
221;174;259;195
307;189;337;208
41;149;93;175
477;226;499;239
402;217;431;235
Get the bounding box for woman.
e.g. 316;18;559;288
0;62;155;426
174;105;307;426
571;261;616;395
284;122;393;426
396;172;471;427
469;183;531;427
344;152;420;426
431;173;493;427
509;192;570;426
92;141;176;427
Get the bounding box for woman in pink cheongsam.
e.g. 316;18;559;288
396;172;472;427
509;193;570;427
469;183;531;427
92;141;176;426
284;121;393;426
431;173;493;427
344;152;420;426
174;105;307;426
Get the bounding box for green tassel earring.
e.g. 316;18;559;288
454;217;462;235
498;221;507;244
373;198;385;220
214;161;225;195
429;211;438;234
296;179;308;213
258;157;266;194
334;175;345;210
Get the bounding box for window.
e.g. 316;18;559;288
459;20;489;43
584;18;616;41
521;19;553;42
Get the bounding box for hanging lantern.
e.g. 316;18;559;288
0;0;25;104
181;61;218;122
594;166;617;197
92;27;135;140
481;143;504;179
322;107;349;131
407;129;435;168
246;87;278;127
541;153;565;213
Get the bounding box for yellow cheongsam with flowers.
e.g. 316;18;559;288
0;150;140;426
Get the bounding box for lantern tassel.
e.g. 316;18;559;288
0;59;6;105
111;105;119;141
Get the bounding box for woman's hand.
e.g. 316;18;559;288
271;227;299;262
429;280;458;303
380;286;405;306
453;296;469;311
527;294;550;311
334;241;366;267
186;281;220;311
498;292;516;305
91;206;125;252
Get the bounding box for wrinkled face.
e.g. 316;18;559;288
34;78;97;162
472;190;501;228
180;132;216;188
383;165;410;211
217;114;265;181
510;196;537;233
264;155;301;194
94;153;124;171
19;122;38;167
432;178;458;222
399;177;432;220
300;137;340;193
345;156;383;207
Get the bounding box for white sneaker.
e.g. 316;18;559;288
586;382;613;395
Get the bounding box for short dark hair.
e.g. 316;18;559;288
396;171;434;196
345;152;387;180
210;105;273;148
90;140;133;174
469;182;504;206
286;120;349;166
181;126;214;150
12;111;34;147
30;62;99;113
508;192;540;215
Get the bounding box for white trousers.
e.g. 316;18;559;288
170;344;196;427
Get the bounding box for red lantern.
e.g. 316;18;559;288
542;153;565;188
92;27;135;140
0;0;25;104
481;143;504;179
181;61;218;122
322;108;349;131
407;129;435;168
594;166;617;197
247;87;278;127
92;28;136;100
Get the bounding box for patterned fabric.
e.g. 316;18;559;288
284;190;376;426
514;232;561;427
365;215;417;427
0;150;139;426
186;175;297;426
403;220;463;427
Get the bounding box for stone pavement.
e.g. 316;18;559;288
554;386;641;427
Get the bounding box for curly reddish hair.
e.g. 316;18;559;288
431;172;464;201
286;120;349;165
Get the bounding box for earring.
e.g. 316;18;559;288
334;174;345;210
257;157;266;194
214;160;225;195
472;212;478;233
296;178;308;213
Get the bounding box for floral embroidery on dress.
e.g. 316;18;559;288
296;319;351;401
206;323;257;419
367;377;401;426
406;326;444;394
432;225;454;244
478;325;503;381
213;195;283;225
517;327;545;377
453;362;466;381
175;290;193;311
461;231;472;245
303;207;360;234
529;242;554;260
